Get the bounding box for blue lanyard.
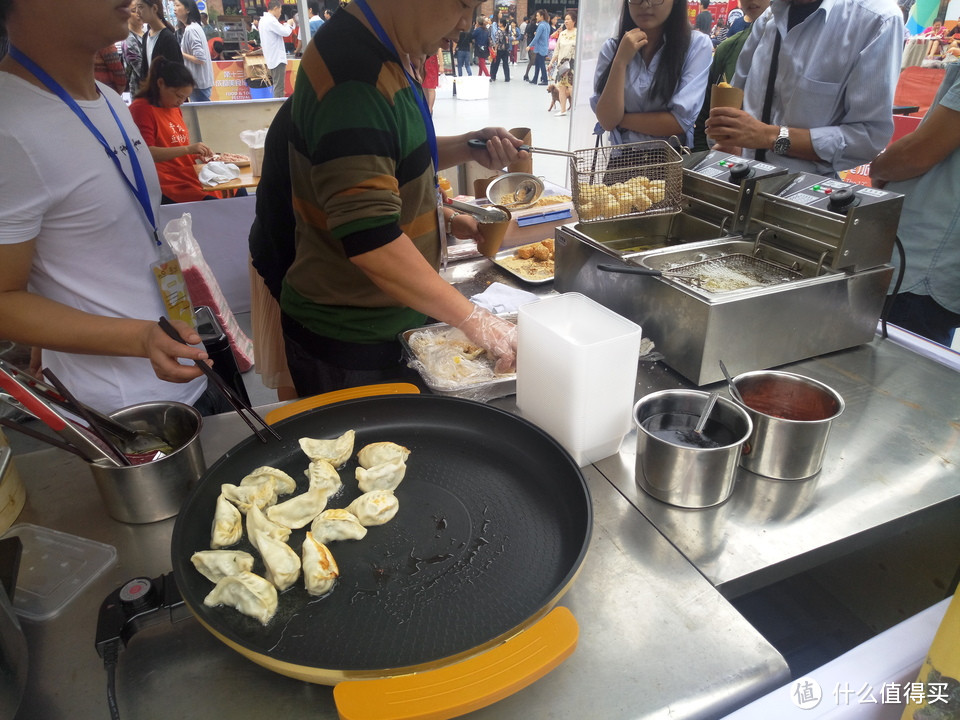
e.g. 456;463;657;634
352;0;439;177
9;45;160;243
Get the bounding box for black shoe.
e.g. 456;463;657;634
538;82;548;85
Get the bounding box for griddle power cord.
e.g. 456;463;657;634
879;234;906;339
102;639;122;720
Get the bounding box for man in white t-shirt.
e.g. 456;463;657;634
0;0;212;414
260;0;294;98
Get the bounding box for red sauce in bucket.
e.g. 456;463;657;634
737;376;840;421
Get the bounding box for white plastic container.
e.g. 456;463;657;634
455;76;490;100
517;293;642;466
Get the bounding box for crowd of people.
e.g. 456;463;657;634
0;0;957;418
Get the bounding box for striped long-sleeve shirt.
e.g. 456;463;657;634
282;10;438;343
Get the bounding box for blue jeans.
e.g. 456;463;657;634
456;50;472;76
886;292;960;346
190;86;211;102
531;53;548;84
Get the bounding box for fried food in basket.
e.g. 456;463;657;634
577;175;666;221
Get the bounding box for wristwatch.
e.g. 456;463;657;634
773;126;791;156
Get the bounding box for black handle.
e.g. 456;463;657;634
597;263;661;277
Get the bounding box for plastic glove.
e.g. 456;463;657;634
456;305;518;374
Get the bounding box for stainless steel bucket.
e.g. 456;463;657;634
89;402;205;523
634;390;752;508
732;370;844;480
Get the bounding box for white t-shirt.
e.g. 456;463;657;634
259;12;293;70
145;32;159;68
0;73;206;413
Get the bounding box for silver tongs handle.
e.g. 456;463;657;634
445;198;510;224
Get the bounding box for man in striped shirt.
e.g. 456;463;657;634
281;0;527;395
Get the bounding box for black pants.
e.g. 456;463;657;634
491;51;510;81
886;292;960;346
280;313;419;397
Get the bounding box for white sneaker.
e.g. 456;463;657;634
554;111;568;117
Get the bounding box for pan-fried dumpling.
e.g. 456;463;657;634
191;550;255;583
357;442;410;469
346;490;399;526
252;531;301;591
302;532;339;596
203;571;278;625
304;459;343;499
221;481;277;514
240;466;297;496
266;488;328;529
310;508;368;543
299;430;355;467
211;493;243;548
356;458;406;493
246;503;291;544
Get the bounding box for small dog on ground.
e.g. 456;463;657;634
546;83;559;111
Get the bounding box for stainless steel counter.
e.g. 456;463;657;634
9;254;958;719
595;337;960;599
10;412;788;720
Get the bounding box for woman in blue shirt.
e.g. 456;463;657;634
526;10;551;85
591;0;712;148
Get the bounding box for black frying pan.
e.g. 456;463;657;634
170;395;591;683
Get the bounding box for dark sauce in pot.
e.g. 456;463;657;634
641;412;738;448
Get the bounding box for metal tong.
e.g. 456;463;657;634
157;317;281;443
445;197;511;224
0;365;126;465
0;359;168;456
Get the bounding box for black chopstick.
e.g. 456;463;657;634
0;416;90;459
157;317;281;443
41;369;132;465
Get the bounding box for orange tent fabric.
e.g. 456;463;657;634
894;66;947;116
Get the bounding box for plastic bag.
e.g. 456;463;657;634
239;128;268;178
404;321;516;402
163;213;255;372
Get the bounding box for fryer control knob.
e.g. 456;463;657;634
728;162;753;182
827;187;858;212
119;577;156;612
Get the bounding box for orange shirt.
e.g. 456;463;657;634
129;99;207;203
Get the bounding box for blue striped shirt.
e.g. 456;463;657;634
733;0;904;174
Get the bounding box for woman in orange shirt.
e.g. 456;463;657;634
129;57;215;204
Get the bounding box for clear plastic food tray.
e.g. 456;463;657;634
399;320;516;402
2;523;117;621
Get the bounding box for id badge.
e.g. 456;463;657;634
151;254;195;328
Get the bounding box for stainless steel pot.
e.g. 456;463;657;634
634;390;752;509
89;402;205;523
732;370;844;480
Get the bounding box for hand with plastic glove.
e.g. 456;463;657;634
456;305;518;374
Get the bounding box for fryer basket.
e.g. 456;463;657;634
663;253;803;293
571;140;683;223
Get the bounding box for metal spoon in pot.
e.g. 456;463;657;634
719;360;746;405
677;391;721;447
